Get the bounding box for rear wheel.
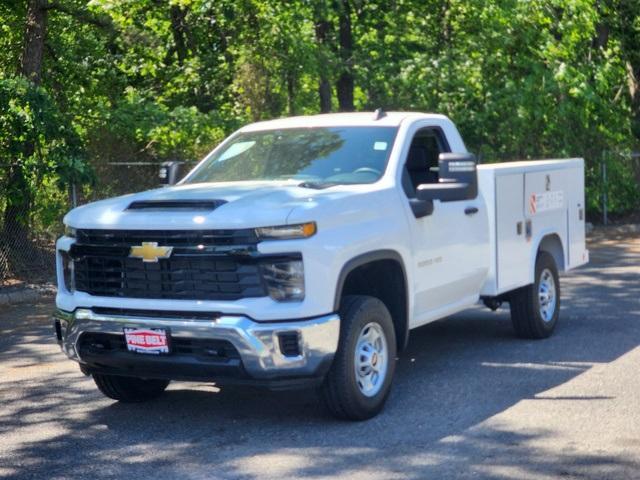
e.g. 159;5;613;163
321;295;397;421
93;374;170;402
509;251;560;339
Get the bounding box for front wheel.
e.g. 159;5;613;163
320;295;397;421
93;373;170;402
509;251;561;339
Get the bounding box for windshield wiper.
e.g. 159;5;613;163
298;181;340;190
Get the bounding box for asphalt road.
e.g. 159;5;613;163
1;230;639;480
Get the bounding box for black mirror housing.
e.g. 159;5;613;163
416;152;478;202
159;161;182;185
438;152;478;199
409;197;434;218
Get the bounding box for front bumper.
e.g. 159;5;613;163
53;308;340;389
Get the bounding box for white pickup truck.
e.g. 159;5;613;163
54;111;588;420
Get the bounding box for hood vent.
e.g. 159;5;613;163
127;199;227;211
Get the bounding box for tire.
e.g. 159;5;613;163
509;251;561;339
93;374;170;402
321;295;397;421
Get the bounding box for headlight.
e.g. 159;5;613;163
256;222;316;240
261;259;305;301
64;225;76;238
60;251;75;293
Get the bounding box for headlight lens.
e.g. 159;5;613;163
261;259;305;301
60;251;75;293
64;225;76;238
256;222;316;240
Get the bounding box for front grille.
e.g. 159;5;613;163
78;332;241;363
72;229;266;300
73;254;265;300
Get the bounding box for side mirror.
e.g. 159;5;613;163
416;152;478;202
409;197;434;218
159;161;182;185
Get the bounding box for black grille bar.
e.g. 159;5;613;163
90;307;220;320
75;228;259;248
78;332;241;362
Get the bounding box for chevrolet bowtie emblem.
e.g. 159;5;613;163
129;242;173;262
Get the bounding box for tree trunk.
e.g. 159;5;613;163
314;17;332;113
287;71;296;116
3;0;48;250
335;0;354;112
319;78;332;113
169;5;188;65
19;0;48;84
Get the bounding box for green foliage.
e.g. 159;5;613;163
1;0;639;237
0;76;90;229
585;151;640;215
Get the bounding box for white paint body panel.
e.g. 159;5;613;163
478;158;588;296
57;113;587;332
494;174;529;291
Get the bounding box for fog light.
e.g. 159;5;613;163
278;332;301;357
261;259;304;301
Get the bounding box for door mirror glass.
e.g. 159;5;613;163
416;153;478;202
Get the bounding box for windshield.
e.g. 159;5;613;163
184;126;398;187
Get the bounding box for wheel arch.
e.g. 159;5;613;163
334;250;410;352
531;231;565;282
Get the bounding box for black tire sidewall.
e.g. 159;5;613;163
327;295;397;418
93;374;169;402
532;252;561;335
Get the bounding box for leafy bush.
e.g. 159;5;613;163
0;76;91;234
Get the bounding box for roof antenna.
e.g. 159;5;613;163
373;108;386;120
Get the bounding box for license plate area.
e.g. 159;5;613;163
124;327;170;355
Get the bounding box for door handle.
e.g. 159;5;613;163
464;206;479;215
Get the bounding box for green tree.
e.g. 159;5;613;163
1;0;639;256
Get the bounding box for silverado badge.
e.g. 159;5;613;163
129;242;173;262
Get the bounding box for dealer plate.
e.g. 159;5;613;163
124;327;170;355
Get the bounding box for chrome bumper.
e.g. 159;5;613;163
54;308;340;381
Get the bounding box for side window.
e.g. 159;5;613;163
402;128;449;197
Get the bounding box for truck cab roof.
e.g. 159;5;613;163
240;111;450;131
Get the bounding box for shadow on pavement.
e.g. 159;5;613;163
1;234;639;479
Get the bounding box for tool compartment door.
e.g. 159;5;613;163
566;163;587;267
524;169;569;270
496;173;530;291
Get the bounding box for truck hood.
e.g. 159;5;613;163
64;181;349;230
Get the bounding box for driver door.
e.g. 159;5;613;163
402;127;487;325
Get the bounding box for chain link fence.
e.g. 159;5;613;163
0;218;55;288
597;151;640;225
1;153;638;287
0;161;195;287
